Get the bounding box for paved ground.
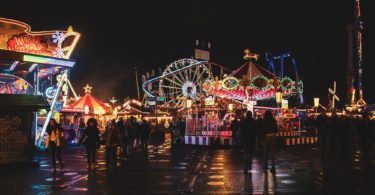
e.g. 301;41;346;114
1;138;375;195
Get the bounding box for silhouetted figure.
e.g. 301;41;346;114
79;118;100;169
230;115;240;148
261;110;278;173
255;115;263;151
358;113;373;160
239;111;257;173
102;122;122;168
316;114;329;161
139;118;151;152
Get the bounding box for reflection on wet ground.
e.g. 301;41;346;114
0;140;374;194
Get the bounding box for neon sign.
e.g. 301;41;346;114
0;17;80;59
7;35;51;56
23;55;76;67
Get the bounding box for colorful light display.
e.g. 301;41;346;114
0;17;80;59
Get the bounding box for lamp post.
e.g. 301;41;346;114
228;103;233;112
186;97;192;135
275;89;283;107
314;97;319;114
275;88;283;118
186;98;192;109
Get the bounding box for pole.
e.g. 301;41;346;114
135;67;141;101
37;71;67;146
332;81;336;109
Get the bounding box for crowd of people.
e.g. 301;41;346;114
312;112;374;161
45;116;154;173
44;110;374;174
230;110;375;175
231;110;278;173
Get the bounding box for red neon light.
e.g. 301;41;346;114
7;35;51;56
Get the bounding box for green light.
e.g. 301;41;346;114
23;54;75;67
23;55;49;63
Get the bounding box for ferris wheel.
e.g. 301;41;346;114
159;59;213;107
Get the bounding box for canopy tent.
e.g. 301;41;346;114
118;99;149;116
61;88;109;114
231;60;276;79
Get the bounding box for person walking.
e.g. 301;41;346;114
125;117;138;156
254;114;263;151
116;118;127;158
139;118;151;152
102;121;122;168
45;119;65;173
239;111;257;173
79;118;100;169
230;115;240;149
261;110;278;173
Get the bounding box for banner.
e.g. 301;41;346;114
0;111;31;165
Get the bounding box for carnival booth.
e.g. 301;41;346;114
62;85;110;130
0;17;81;147
118;99;149;121
0;94;49;165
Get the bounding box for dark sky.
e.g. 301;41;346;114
2;0;374;106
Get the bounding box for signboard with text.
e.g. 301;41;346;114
195;49;210;61
0;111;31;165
0;17;80;59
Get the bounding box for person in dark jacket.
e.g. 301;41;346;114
254;114;263;150
116;117;127;158
239;111;257;173
230;115;240;149
125;116;138;156
261;110;278;172
102;121;122;168
139;118;151;152
79;118;100;169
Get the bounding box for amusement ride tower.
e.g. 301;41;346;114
347;0;366;109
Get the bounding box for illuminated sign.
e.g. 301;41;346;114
23;55;76;67
205;96;215;106
282;99;288;109
7;35;51;56
195;49;210;61
0;17;80;59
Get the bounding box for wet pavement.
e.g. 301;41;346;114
1;139;375;195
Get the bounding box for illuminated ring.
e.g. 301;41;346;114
250;74;271;90
280;77;295;92
221;76;239;90
45;87;56;99
202;80;213;92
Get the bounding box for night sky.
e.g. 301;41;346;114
2;0;374;106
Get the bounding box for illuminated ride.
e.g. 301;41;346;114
0;73;33;94
203;50;303;107
159;59;213;107
0;17;80;147
143;59;211;107
142;50;303;110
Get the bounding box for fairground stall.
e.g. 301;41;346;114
117;99;149;121
62;85;110;130
0;17;80;147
